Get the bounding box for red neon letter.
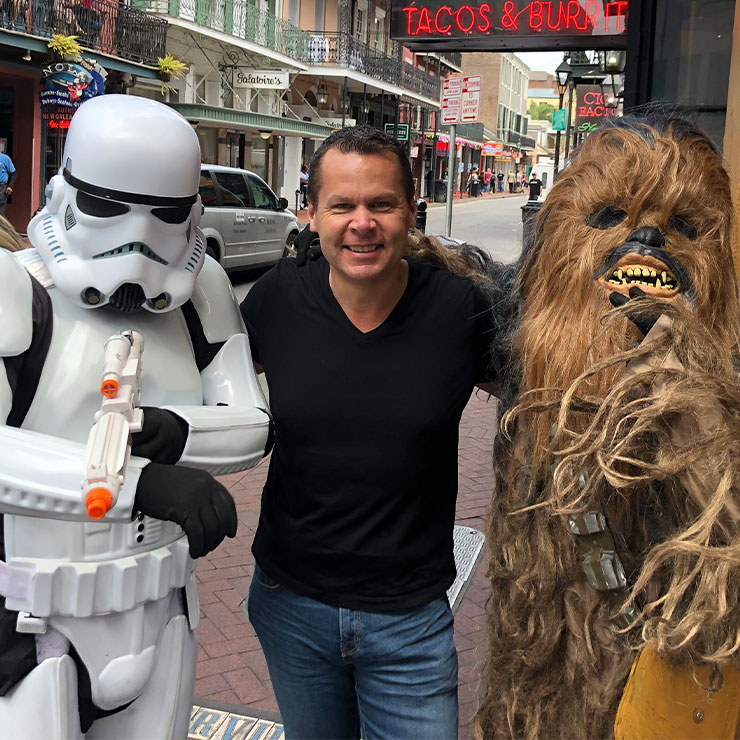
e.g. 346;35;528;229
567;0;586;29
529;1;544;30
456;5;476;32
402;6;419;34
584;0;599;28
501;1;520;30
417;6;433;33
546;1;566;30
605;1;627;32
583;91;597;104
477;3;491;31
434;6;453;33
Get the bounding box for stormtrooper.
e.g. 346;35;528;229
0;95;270;737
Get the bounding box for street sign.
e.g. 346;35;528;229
384;122;409;141
552;108;567;131
441;75;480;125
461;75;481;123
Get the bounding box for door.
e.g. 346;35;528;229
211;170;260;269
246;173;286;262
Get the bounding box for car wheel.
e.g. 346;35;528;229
282;231;298;259
206;241;219;262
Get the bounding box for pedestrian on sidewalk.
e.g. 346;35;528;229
507;169;516;193
496;169;504;193
241;125;502;740
482;166;492;193
299;164;309;209
0;150;16;216
466;166;480;197
528;172;544;201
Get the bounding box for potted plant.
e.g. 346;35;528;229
157;53;188;84
48;33;82;62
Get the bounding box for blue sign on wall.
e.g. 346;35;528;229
39;58;107;110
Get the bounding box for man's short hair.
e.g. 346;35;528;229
307;125;414;207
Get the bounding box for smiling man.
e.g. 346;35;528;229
240;126;498;739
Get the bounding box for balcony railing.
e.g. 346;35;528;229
302;31;441;101
0;0;166;66
143;0;309;60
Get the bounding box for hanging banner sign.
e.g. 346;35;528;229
39;58;107;110
390;0;628;51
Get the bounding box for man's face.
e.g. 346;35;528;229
308;149;415;284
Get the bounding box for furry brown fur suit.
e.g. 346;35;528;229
474;111;740;739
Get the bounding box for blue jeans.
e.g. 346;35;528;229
247;565;458;739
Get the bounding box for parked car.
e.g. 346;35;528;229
199;165;300;270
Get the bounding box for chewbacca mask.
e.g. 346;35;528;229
475;114;740;740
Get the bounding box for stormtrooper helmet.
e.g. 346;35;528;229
28;95;204;312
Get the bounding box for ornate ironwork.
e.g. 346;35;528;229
0;0;167;66
301;31;441;101
144;0;309;60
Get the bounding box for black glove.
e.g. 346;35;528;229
609;285;659;337
131;407;188;464
294;223;322;267
135;463;237;558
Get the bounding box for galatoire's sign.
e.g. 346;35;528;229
390;0;628;51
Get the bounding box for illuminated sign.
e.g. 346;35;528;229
391;0;629;51
48;119;71;130
574;85;617;128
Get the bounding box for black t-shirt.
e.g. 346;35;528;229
496;172;504;181
528;178;543;198
241;255;496;611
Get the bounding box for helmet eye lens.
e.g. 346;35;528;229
77;191;130;218
152;206;191;224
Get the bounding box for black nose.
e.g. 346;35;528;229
627;226;665;247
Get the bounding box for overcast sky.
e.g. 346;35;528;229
514;52;566;75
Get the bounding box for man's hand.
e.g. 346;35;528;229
5;187;12;196
131;407;188;464
135;463;237;558
609;285;659;336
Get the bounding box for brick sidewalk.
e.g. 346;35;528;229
196;390;499;738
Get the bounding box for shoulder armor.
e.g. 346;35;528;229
189;256;244;343
14;248;54;289
0;248;34;355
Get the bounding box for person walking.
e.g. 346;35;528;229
515;170;523;192
299;164;309;209
483;167;492;193
496;169;504;193
528;172;544;201
0;151;16;216
467;166;480;197
241;125;499;740
507;169;516;193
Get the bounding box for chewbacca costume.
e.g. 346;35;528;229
475;111;740;739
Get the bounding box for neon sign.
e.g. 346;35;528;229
575;85;617;126
391;0;628;51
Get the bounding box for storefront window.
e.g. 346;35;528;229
652;0;734;148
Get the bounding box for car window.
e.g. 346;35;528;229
213;172;253;208
199;173;219;206
247;175;278;210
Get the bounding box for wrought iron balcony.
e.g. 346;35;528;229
143;0;309;60
0;0;166;66
302;31;441;101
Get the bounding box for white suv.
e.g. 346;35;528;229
199;165;300;270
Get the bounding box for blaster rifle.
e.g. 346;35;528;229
83;330;144;519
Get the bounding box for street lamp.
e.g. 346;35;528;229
553;57;571;178
258;130;272;140
316;80;329;106
601;75;619;109
598;50;627;75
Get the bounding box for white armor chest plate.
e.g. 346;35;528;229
4;287;202;609
23;288;203;443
